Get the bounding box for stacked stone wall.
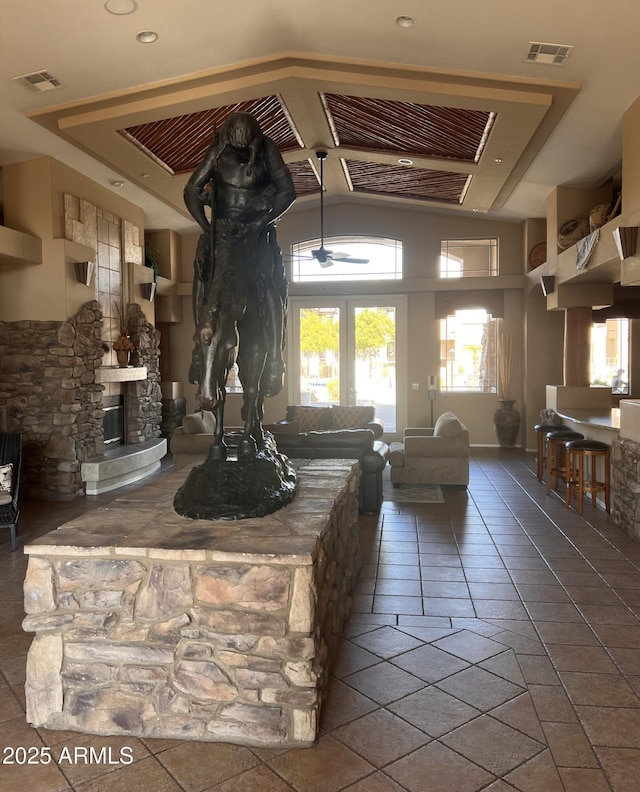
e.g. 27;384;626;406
612;437;640;542
0;301;104;499
0;301;163;499
23;462;361;746
127;305;162;445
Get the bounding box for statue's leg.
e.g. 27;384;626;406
209;396;227;461
254;393;266;448
237;331;266;460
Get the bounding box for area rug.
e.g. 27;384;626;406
382;481;444;503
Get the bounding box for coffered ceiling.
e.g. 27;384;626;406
2;1;638;231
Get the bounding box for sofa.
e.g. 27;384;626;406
388;411;469;487
170;405;389;513
276;404;384;439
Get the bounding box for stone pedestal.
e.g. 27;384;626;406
22;459;361;747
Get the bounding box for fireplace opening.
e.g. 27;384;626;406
103;395;124;447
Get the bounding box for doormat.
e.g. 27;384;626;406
383;482;444;503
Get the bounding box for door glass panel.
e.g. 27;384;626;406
299;306;340;406
354;306;396;432
292;298;403;439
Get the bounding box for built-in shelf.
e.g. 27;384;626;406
0;225;42;266
56;238;95;266
155;275;173;295
96;366;147;383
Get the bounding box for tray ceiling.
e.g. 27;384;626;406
30;54;579;222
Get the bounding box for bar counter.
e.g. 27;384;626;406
554;408;620;442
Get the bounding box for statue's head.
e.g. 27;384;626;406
215;112;263;174
220;112;262;151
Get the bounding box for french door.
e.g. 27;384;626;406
289;297;405;439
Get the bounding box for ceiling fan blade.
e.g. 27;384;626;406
330;256;370;264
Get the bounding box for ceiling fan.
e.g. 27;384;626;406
299;151;370;268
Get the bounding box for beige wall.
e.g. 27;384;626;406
523;285;565;449
170;201;529;445
1;157;145;323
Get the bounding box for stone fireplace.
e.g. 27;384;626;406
0;300;165;500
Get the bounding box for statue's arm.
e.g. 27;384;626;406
184;146;217;233
262;139;296;225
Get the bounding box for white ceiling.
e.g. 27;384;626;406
1;0;638;232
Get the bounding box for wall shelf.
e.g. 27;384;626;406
0;226;42;266
96;366;147;383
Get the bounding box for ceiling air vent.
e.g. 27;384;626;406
526;42;573;66
12;70;64;93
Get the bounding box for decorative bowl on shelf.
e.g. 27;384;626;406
589;203;610;231
557;218;589;251
528;242;547;269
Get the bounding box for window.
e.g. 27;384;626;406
440;309;497;393
590;317;629;394
440;238;498;278
290;236;402;283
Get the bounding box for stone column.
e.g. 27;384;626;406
564;306;591;386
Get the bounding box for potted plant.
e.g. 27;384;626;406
113;303;135;367
144;244;160;282
494;332;521;447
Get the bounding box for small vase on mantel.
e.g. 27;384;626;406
115;349;130;368
494;399;521;447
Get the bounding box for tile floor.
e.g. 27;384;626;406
1;449;640;791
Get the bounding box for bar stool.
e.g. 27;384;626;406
546;429;584;495
565;439;610;515
534;422;562;481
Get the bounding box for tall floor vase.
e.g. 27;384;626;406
494;399;521;447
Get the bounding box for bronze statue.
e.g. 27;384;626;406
184;112;295;461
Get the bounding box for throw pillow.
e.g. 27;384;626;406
0;463;13;495
182;411;216;434
331;405;375;430
287;406;331;433
434;412;462;437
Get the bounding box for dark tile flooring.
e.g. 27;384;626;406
0;449;639;791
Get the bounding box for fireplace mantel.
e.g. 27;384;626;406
96;366;147;383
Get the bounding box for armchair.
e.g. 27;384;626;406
389;412;469;487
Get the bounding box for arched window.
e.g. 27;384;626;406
290;236;402;283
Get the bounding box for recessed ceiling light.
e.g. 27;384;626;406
398;158;413;166
494;158;503;164
136;30;158;44
104;0;137;15
472;208;480;212
395;15;415;28
110;180;125;188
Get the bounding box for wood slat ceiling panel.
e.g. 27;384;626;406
324;94;492;162
345;160;469;203
121;96;300;174
287;159;319;197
